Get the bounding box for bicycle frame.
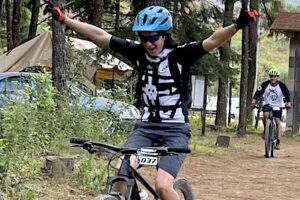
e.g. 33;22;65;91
105;155;161;200
263;106;285;157
265;107;280;141
269;111;276;132
70;138;190;200
265;110;276;157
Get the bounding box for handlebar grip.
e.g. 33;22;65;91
167;147;191;154
70;138;89;144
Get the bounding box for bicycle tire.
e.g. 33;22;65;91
265;119;273;158
173;177;194;200
91;195;120;200
271;120;275;158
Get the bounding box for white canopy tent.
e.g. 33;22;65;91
0;32;133;91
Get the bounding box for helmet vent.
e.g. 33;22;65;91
143;14;148;25
150;17;157;25
160;17;168;25
157;9;163;13
149;6;154;10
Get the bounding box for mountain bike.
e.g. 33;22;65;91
70;137;194;200
255;105;286;158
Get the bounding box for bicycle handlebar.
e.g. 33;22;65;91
253;106;287;110
70;138;123;152
70;137;191;154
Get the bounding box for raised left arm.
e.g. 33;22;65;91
202;24;237;52
203;8;258;52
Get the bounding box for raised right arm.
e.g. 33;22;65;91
63;16;112;48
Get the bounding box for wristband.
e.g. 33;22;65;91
54;6;65;23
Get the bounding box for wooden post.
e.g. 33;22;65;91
292;49;300;135
215;135;230;147
42;156;74;178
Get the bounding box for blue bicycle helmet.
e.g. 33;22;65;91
132;6;172;31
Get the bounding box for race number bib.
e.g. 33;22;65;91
273;107;280;111
137;148;159;166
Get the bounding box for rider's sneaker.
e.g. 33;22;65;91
275;139;280;150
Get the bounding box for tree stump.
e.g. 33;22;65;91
215;135;230;147
42;156;74;178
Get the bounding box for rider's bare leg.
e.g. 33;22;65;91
155;168;179;200
263;112;269;128
115;156;138;194
275;118;281;140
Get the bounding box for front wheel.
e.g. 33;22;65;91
92;195;120;200
264;119;274;158
173;177;194;200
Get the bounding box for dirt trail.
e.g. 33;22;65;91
40;135;300;200
177;136;300;200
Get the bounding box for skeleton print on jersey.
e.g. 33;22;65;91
141;50;180;107
267;88;279;102
140;49;184;121
142;73;157;106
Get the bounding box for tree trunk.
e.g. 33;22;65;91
88;0;102;28
52;0;66;109
228;82;232;124
0;0;3;52
173;0;179;30
12;0;22;48
131;0;164;15
5;0;13;51
0;0;2;25
146;0;164;6
238;0;249;136
115;0;120;31
28;0;40;40
202;75;208;136
246;0;259;125
215;79;228;128
131;0;146;15
215;0;234;129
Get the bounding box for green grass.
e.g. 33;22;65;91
189;133;226;156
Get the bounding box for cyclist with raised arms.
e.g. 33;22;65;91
44;2;258;199
251;68;291;150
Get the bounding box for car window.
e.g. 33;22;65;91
6;77;24;93
0;78;5;93
0;76;34;94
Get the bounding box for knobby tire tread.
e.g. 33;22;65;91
265;120;272;158
173;177;194;200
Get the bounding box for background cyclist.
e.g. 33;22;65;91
44;3;257;200
251;68;291;150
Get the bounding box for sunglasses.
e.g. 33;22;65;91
139;34;162;43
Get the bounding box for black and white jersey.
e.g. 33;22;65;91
253;80;290;107
109;36;207;123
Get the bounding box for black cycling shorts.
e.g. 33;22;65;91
262;105;282;120
123;120;191;178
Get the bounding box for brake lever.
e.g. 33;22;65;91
70;144;83;147
70;143;100;154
